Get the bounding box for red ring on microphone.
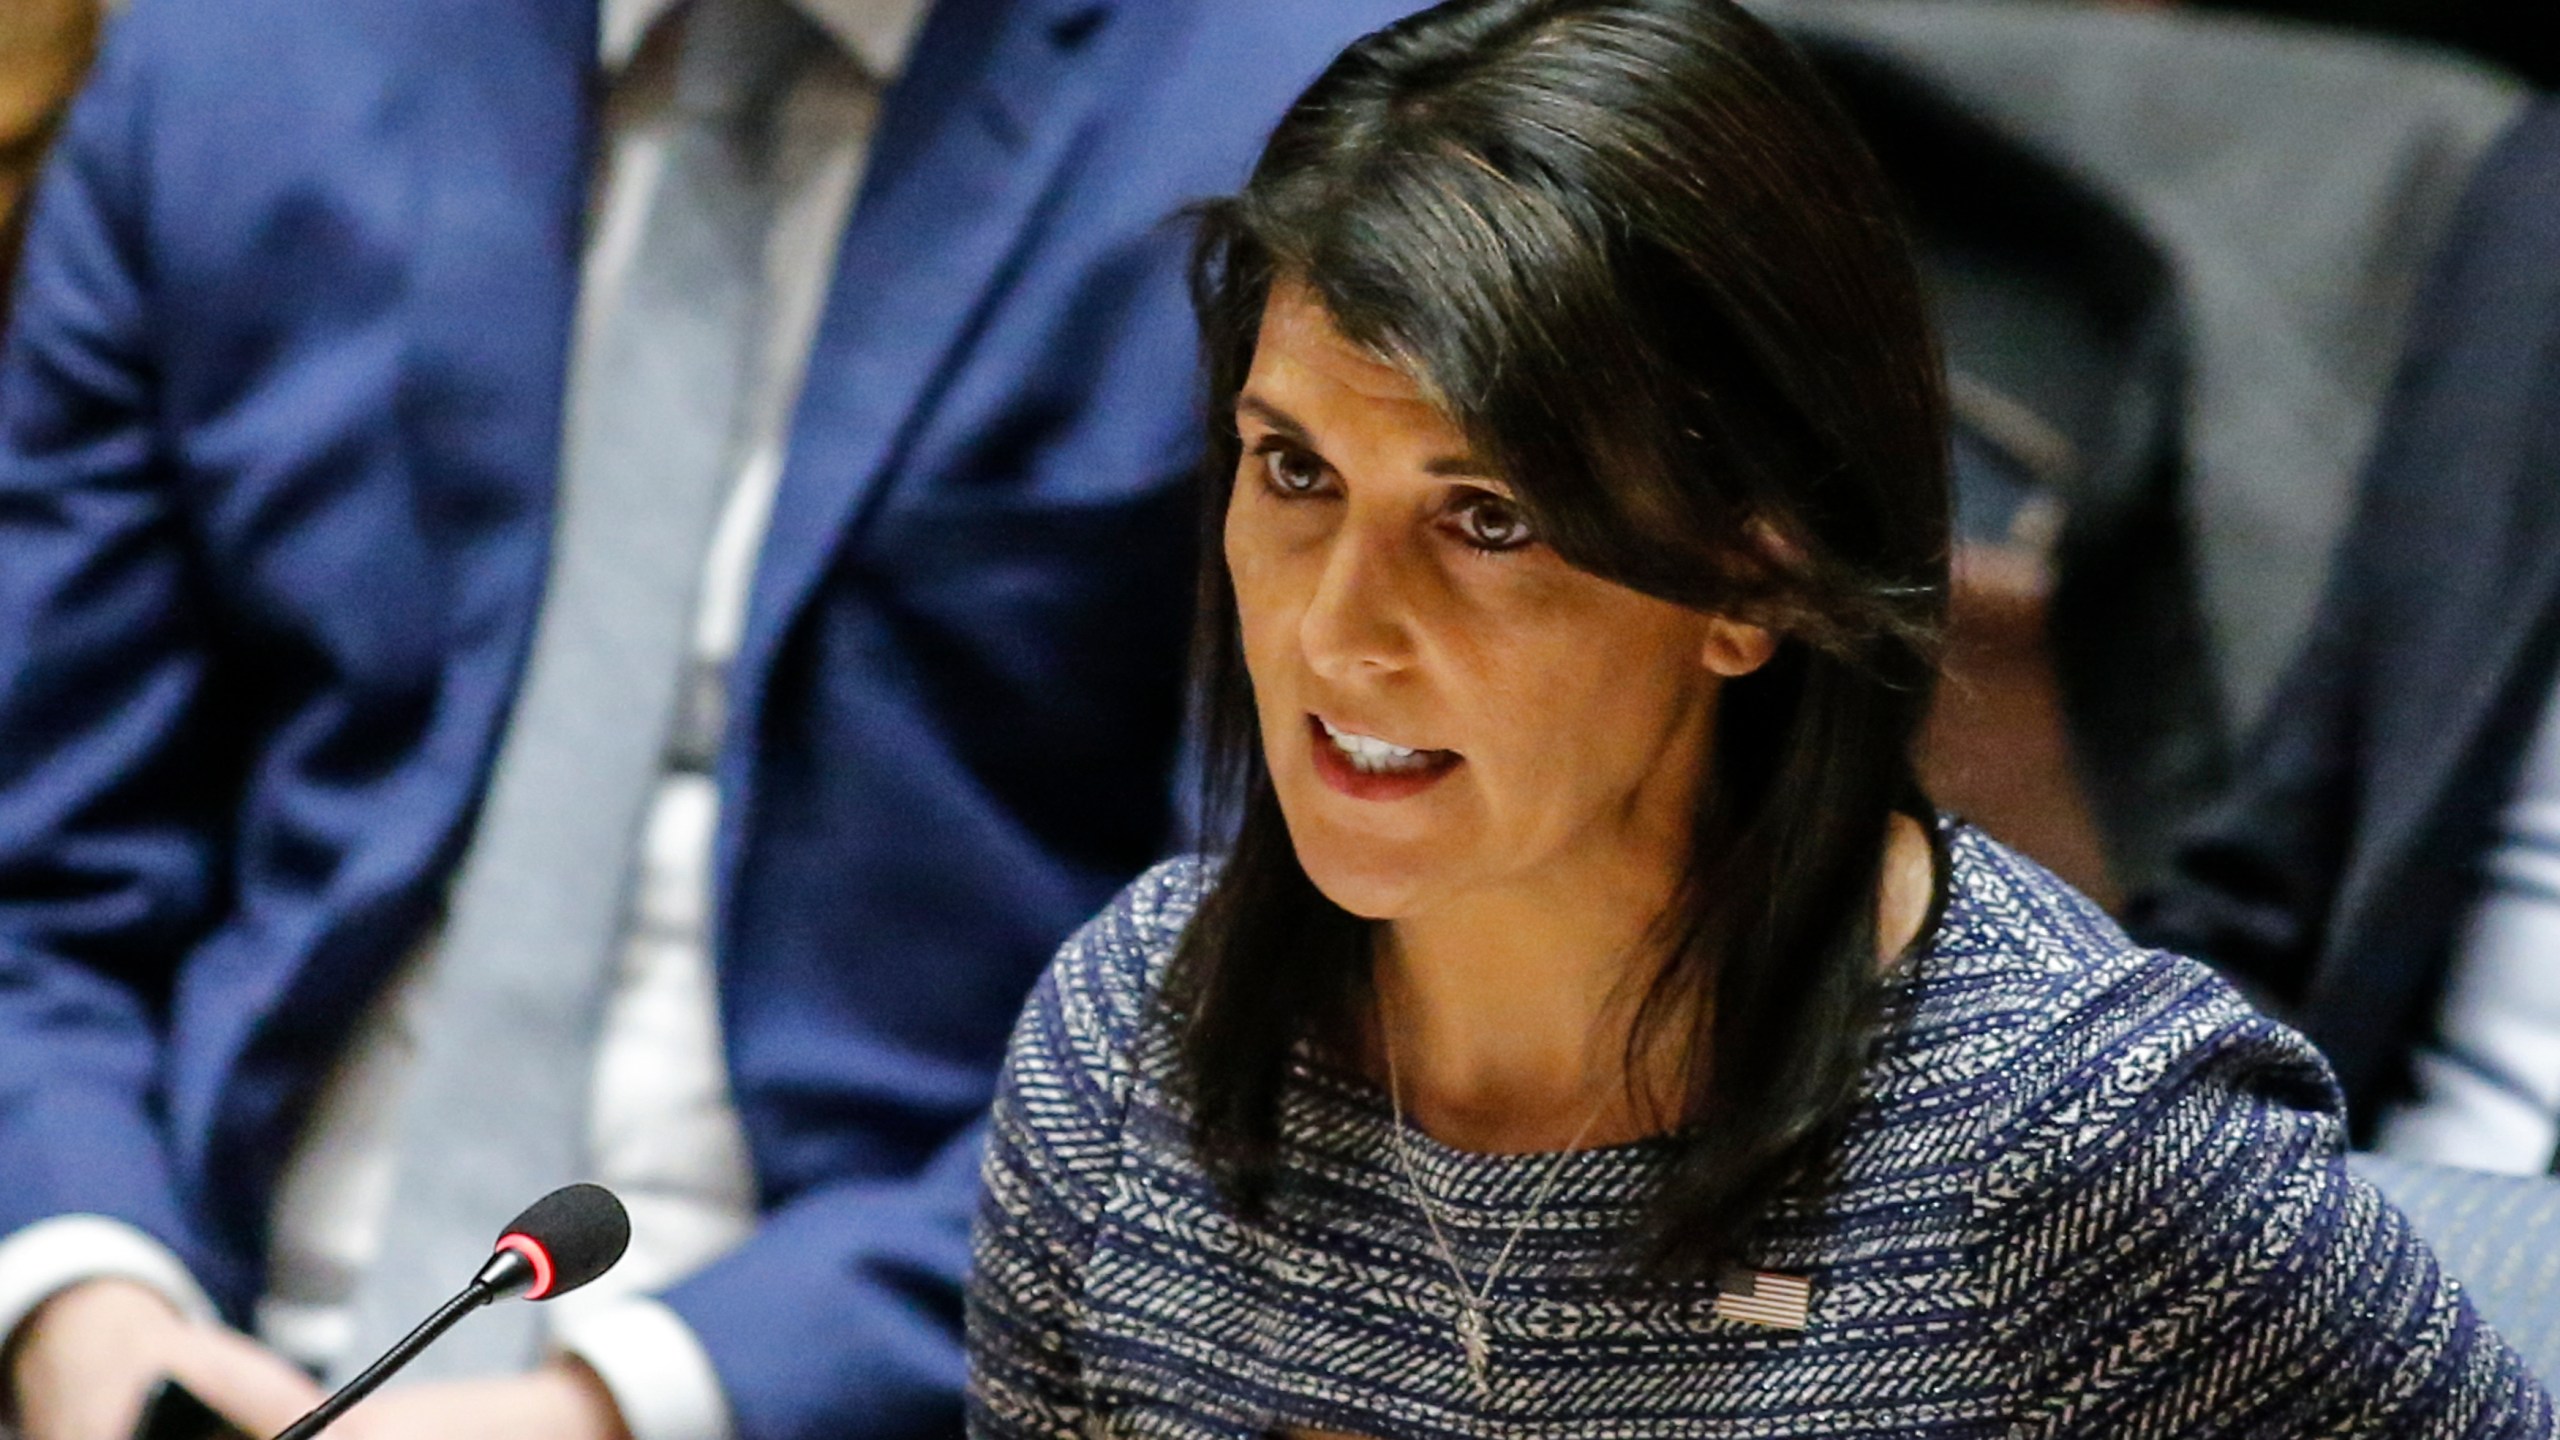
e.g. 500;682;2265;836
495;1232;557;1300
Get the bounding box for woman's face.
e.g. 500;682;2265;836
1226;282;1774;926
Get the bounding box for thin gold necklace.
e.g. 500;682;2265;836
1379;1010;1612;1404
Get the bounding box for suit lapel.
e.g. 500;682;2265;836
390;0;596;852
2343;437;2560;933
732;0;1125;726
2327;308;2560;1027
400;0;596;635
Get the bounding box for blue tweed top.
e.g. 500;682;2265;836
966;825;2555;1437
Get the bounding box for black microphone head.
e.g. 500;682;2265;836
486;1183;630;1301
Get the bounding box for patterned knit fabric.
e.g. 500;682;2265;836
968;825;2556;1438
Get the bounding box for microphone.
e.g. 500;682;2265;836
471;1183;632;1304
268;1184;631;1440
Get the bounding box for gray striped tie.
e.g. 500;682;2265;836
336;0;817;1381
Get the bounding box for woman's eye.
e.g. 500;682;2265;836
1451;491;1536;552
1258;445;1331;496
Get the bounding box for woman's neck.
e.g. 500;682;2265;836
1370;873;1686;1154
1369;813;1937;1155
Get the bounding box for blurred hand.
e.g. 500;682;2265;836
5;1278;324;1440
329;1361;631;1440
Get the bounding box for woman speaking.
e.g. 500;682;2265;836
965;0;2551;1434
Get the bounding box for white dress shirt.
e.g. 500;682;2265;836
0;3;924;1438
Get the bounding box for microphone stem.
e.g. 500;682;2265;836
269;1284;495;1440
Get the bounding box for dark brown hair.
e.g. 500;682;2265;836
1170;0;1950;1277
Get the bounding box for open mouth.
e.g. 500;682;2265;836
1307;715;1462;798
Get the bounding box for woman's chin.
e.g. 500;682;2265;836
1287;837;1442;922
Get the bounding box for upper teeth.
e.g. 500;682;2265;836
1321;718;1431;773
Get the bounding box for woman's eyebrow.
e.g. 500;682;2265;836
1239;393;1493;480
1235;395;1310;441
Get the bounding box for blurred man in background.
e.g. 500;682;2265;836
2137;101;2560;1178
0;0;95;324
0;3;1415;1440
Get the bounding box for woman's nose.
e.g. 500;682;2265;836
1297;519;1415;681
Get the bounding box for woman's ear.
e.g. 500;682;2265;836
1699;616;1778;678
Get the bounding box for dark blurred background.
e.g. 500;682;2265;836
2192;0;2557;89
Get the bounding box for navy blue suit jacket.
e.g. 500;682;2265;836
2135;101;2560;1137
0;1;1416;1435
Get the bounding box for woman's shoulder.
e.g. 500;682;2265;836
1902;830;2550;1430
1889;823;2341;1149
1022;855;1218;1075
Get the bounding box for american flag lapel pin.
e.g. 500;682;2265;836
1713;1267;1812;1331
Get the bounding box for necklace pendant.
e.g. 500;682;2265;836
1458;1305;1491;1397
